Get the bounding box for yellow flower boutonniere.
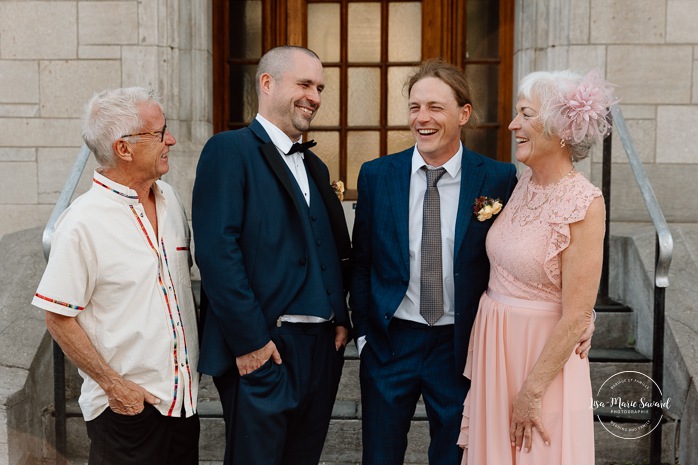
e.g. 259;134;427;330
332;180;345;201
474;196;503;222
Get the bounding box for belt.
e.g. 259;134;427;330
273;318;335;334
391;318;454;331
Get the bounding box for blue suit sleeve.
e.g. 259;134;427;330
349;164;372;340
192;134;271;358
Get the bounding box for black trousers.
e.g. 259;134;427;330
214;321;345;465
85;404;200;465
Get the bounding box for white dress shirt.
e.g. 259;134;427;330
393;144;462;325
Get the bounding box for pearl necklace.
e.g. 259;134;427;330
524;167;576;210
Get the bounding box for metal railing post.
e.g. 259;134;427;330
599;113;613;303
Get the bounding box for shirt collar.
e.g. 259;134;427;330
91;170;165;206
410;143;463;178
255;113;304;158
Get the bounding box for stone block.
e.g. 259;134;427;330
336;359;360;401
192;0;212;52
590;0;665;44
591;117;655;164
40;60;121;118
0;118;83;147
162;149;198;218
137;0;159;46
569;0;590;44
121;46;159;90
38;148;97;204
77;45;122;60
0;2;77;59
0;104;39;117
615;104;656;120
667;0;698;43
695;58;698;105
607;46;692;104
0;61;38;104
78;2;138;46
66;417;88;461
592;311;635;348
656;105;698;163
0;205;53;240
0;162;37;204
199;417;225;461
567;46;605;75
591;163;698;223
0;148;35;163
321;419;362;463
594;420;675;464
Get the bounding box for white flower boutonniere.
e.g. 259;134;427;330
332;180;345;201
474;196;503;222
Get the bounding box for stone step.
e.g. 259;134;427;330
593;301;636;349
589;348;653;404
594;419;676;465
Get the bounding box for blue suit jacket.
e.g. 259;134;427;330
192;120;351;377
349;146;517;375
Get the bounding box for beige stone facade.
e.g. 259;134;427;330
0;0;696;240
515;0;698;223
0;0;212;238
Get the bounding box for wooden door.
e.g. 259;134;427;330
212;0;514;199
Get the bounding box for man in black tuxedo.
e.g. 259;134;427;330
192;45;351;465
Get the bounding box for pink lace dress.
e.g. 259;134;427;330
458;168;601;465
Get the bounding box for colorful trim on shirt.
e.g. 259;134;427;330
34;293;85;311
176;246;190;251
128;205;193;415
162;239;195;411
93;178;139;200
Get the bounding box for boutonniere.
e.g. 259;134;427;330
331;180;345;201
473;196;503;222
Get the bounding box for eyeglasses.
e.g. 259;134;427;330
121;122;168;142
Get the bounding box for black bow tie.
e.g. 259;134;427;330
286;140;317;155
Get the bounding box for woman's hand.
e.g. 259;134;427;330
510;387;550;452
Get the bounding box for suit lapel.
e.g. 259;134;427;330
250;121;308;221
388;150;412;271
454;150;485;262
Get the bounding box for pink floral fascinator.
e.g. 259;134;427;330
550;69;618;147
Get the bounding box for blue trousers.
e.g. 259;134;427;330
213;321;344;465
360;319;469;465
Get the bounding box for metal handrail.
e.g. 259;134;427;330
42;144;91;260
605;104;673;465
42;144;91;465
610;105;673;287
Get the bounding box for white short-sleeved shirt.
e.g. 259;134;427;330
32;171;199;421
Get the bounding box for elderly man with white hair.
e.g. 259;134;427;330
32;87;199;465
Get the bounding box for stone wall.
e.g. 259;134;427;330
513;0;698;222
0;0;212;239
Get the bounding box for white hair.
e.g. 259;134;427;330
81;87;163;168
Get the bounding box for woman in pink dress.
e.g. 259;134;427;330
458;70;617;465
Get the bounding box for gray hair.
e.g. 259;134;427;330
255;46;320;96
82;87;163;168
517;70;614;162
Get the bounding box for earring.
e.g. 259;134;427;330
560;139;566;148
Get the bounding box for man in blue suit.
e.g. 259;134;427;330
192;46;351;465
350;60;518;465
